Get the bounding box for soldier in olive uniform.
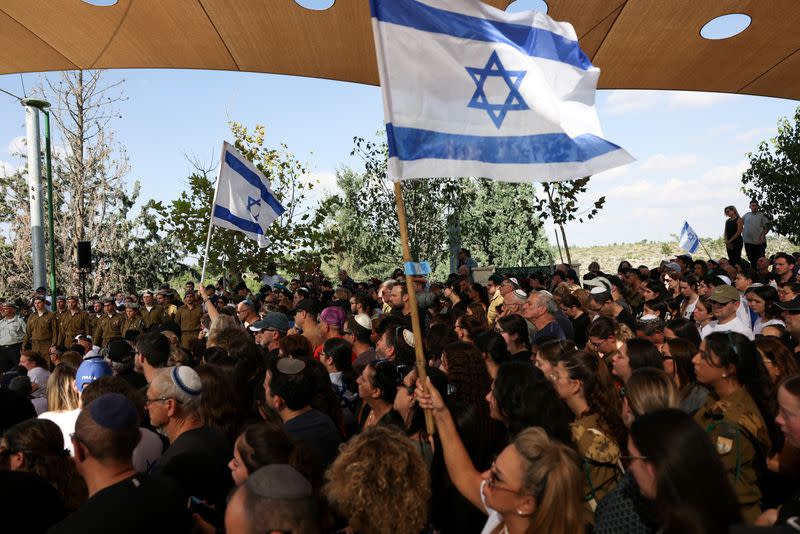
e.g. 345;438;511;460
93;298;124;347
88;300;103;336
572;411;623;519
140;290;165;331
23;296;58;357
174;291;202;349
121;302;144;338
157;290;178;323
694;386;771;523
58;295;90;345
54;296;68;325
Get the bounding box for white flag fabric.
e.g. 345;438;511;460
370;0;634;182
679;221;700;254
212;142;285;248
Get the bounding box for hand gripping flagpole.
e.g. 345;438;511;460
394;182;435;435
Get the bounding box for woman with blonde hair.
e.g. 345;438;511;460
324;424;430;534
724;205;744;266
38;364;81;451
416;377;584;534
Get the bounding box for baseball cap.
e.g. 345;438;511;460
319;306;346;330
249;312;290;334
664;262;682;273
775;296;800;312
75;358;113;392
289;298;321;316
709;284;741;304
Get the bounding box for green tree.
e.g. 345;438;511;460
459;179;552;267
325;136;474;278
741;106;800;245
157;123;337;277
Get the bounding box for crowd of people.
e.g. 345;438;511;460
1;241;800;533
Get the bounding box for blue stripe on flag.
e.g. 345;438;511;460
370;0;591;71
386;124;622;164
213;205;264;236
224;151;287;216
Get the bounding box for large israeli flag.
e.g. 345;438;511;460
370;0;634;182
212;142;285;248
679;221;700;254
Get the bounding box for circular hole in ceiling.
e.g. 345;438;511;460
700;13;751;40
506;0;548;14
294;0;335;10
80;0;118;5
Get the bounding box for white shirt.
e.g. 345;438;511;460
39;409;81;452
753;317;785;335
28;367;50;398
0;315;26;345
479;479;504;534
701;316;754;340
134;428;163;473
682;297;698;319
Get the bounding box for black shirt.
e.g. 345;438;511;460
571;313;590;349
150;426;232;511
284;408;342;469
48;473;190;534
615;308;637;332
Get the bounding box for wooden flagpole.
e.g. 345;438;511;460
394;181;435;435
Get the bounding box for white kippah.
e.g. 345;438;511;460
354;313;372;331
170;366;202;396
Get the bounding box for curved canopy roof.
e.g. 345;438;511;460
1;0;798;100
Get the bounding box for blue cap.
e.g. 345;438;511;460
75;357;113;392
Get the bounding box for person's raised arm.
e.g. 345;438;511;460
198;282;219;323
415;377;486;513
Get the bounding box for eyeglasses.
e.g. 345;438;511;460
487;461;520;494
144;396;172;407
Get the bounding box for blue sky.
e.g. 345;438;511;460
0;2;796;247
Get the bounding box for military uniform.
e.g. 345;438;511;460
140;304;165;330
175;304;202;348
93;312;124;347
163;303;178;323
487;290;504;326
122;315;144;338
58;309;90;346
694;387;772;524
24;310;59;356
572;412;622;522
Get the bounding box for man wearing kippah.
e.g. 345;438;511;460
49;393;190;533
146;367;232;512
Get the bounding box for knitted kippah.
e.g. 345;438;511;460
88;393;139;429
170;366;202;396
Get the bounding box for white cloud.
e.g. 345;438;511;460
734;127;773;144
7;136;25;156
602;90;661;116
589;164;631;184
641;153;698;172
668;91;733;108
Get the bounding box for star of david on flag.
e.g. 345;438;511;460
466;51;529;128
679;222;701;254
211;142;285;248
369;0;634;182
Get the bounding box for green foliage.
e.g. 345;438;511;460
742;106;800;245
156;123;338;277
533;178;606;226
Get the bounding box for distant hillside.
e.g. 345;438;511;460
563;235;797;274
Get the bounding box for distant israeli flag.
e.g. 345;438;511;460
370;0;634;182
212;142;285;248
679;222;700;254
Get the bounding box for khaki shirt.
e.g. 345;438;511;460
140;304;165;330
59;310;90;345
24;311;58;350
122;316;145;338
487;290;504;326
694;387;771;524
175;305;202;334
164;304;178;322
571;412;622;519
94;312;124;347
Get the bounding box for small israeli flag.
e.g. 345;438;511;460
679;222;700;254
370;0;634;182
212;142;285;248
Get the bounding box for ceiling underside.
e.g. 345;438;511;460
1;0;798;100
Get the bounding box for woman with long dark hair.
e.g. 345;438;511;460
692;332;778;523
553;350;625;516
496;314;532;362
474;331;511;380
628;409;742;533
661;337;707;414
320;337;359;436
745;285;785;335
486;360;572;446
